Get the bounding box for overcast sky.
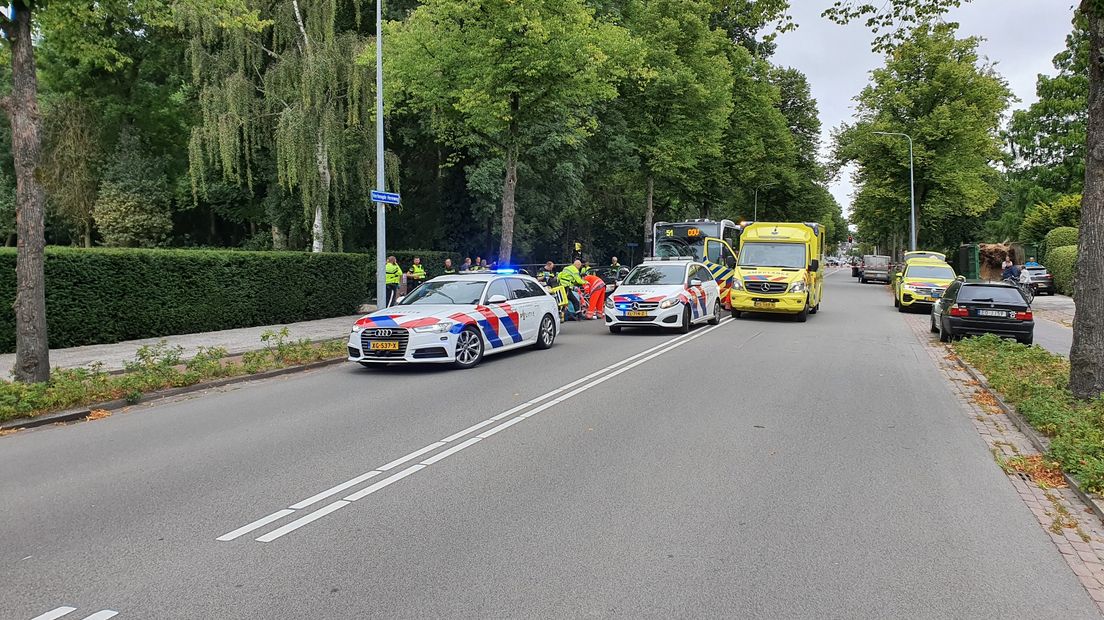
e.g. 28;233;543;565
771;0;1078;217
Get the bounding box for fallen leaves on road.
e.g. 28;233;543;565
86;409;112;421
0;428;19;437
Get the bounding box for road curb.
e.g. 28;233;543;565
949;352;1104;525
1;357;346;431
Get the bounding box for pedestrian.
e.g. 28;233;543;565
443;258;457;274
460;257;472;272
385;255;402;306
1026;256;1040;267
407;257;427;292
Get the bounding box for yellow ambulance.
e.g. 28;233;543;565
729;222;825;322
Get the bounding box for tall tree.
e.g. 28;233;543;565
833;23;1010;253
388;0;639;263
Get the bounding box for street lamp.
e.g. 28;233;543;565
374;0;387;308
873;131;916;252
753;183;775;221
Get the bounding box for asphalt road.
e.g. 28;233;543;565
2;270;1097;618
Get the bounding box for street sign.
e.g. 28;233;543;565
626;242;639;248
371;190;401;205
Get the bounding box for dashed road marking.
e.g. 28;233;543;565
221;318;738;543
30;608;118;620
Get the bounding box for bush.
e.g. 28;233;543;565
1047;245;1078;296
1043;226;1079;263
92;184;173;247
0;247;461;353
1021;194;1081;243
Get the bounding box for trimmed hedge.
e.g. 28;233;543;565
1043;226;1079;263
1047;245;1078;296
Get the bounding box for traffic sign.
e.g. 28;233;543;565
371;190;401;205
626;242;639;248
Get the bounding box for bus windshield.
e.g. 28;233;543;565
739;242;806;269
653;222;725;262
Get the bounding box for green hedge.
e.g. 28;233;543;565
1043;227;1079;263
1047;245;1077;296
0;247;458;353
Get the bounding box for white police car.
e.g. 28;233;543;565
604;259;721;333
348;271;560;369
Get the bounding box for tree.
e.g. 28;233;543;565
388;0;638;263
621;0;733;248
827;0;1104;399
2;1;261;383
41;97;101;247
1020;193;1082;243
92;131;174;247
833;23;1011;253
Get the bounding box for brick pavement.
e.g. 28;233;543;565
903;310;1104;616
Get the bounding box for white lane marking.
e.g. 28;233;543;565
378;442;446;471
31;608;77;620
228;321;732;542
80;612;118;620
216;509;296;541
256;500;350;543
343;464;426;502
420;437;481;465
288;471;382;510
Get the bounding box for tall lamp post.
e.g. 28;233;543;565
753;183;775;221
873;131;916;252
374;0;387;307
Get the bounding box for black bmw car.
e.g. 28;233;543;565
930;280;1034;345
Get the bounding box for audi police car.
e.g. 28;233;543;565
348;271;560;369
604;259;722;333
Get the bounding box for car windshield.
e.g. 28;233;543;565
739;242;806;269
399;280;486;306
958;286;1028;303
623;265;685;285
906;265;955;279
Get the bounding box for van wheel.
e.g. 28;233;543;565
794;305;808;323
678;306;692;333
810;301;820;315
893;295;900;308
709;301;721;325
730;308;742;319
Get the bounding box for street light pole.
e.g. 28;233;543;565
873;131;916;252
753;183;774;221
374;0;387;308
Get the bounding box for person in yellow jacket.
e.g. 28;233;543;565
385;256;402;306
558;259;587;320
407;257;427;294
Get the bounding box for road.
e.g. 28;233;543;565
2;270;1098;618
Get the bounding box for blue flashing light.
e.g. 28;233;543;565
495;268;518;274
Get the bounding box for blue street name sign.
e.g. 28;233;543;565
371;190;401;205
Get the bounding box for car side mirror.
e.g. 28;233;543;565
808;259;819;272
689;279;703;287
957;275;965;282
395;296;405;304
487;294;508;304
895;272;903;278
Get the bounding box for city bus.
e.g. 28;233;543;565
652;219;741;308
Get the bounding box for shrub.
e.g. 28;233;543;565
1047;245;1078;296
1043;226;1079;263
1021;194;1081;243
0;247;461;354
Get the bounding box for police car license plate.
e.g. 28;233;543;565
370;341;399;351
753;301;775;308
627;311;648;317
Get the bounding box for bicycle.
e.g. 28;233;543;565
1003;277;1035;303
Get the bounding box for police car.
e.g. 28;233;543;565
348;271;560;369
604;259;722;333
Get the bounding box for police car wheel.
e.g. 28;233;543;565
453;327;484;369
535;314;556;349
609;325;622;334
678;306;692;334
708;301;720;325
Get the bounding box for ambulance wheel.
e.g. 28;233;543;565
730;308;742;319
709;301;721;325
810;301;820;315
534;314;556;349
893;295;900;308
609;325;622;334
678;306;692;334
453;326;484;369
794;304;809;323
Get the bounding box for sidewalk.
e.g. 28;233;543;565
0;313;366;379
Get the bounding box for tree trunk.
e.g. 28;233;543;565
9;2;51;383
1071;1;1104;400
643;174;654;252
312;140;330;253
271;224;287;250
83;217;91;248
498;142;518;264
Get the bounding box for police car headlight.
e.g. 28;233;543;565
605;297;614;309
788;280;808;293
659;298;681;309
412;322;452;334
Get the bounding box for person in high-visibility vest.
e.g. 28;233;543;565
536;261;557;286
385;256;402;306
558;259;587;320
472;256;484;271
407;257;427;293
443;258;457;274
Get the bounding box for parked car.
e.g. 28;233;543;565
859;255;891;284
930;280;1034;345
591;266;630;294
1023;265;1056;295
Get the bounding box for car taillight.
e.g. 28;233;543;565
949;306;969;317
1015;311;1033;321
